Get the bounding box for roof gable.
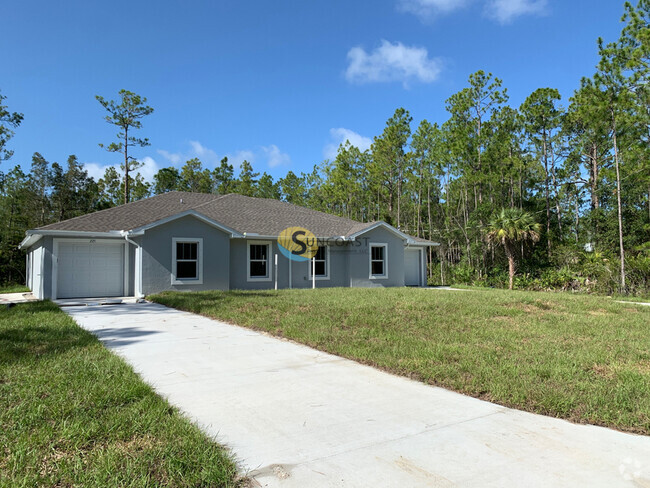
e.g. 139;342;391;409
131;209;243;237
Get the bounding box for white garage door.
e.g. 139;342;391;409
404;249;422;286
56;241;125;298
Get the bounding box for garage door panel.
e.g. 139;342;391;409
57;241;124;298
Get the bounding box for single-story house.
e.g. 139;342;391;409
19;191;438;299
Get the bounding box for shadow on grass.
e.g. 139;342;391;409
0;325;96;366
0;301;100;366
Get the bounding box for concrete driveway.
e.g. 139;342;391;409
64;302;650;487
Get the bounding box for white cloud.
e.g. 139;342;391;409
188;140;220;166
156;141;290;172
83;162;109;181
82;156;160;183
345;40;442;87
485;0;547;23
261;145;291;168
136;156;160;182
397;0;470;19
158;140;221;167
398;0;548;23
228;150;255;168
324;128;372;160
156;149;182;165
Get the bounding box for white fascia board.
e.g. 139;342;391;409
18;233;41;250
131;210;244;237
233;235;356;242
236;234;277;239
18;230;124;249
405;239;440;247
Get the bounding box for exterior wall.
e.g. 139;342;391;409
25;241;46;299
42;236;54;299
404;245;429;287
140;215;230;295
229;238;352;290
229;231;406;290
349;227;406;288
25;220;426;298
25;236;135;299
229;239;277;290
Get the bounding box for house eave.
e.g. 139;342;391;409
19;229;128;250
406;239;440;247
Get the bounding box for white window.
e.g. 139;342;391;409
247;241;272;281
369;243;388;279
172;238;203;285
308;246;330;280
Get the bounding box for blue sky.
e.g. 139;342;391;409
2;0;624;183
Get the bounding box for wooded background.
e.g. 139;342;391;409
1;1;648;294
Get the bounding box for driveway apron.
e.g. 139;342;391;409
64;302;650;487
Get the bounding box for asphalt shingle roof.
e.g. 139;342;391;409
36;191;379;238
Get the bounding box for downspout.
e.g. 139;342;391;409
121;230;144;298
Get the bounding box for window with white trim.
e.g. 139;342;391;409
247;241;271;281
308;246;329;279
369;243;387;279
172;238;203;284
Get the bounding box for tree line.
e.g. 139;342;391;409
1;0;648;294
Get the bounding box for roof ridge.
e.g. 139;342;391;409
191;193;229;210
216;193;366;226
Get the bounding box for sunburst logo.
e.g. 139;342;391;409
278;227;318;262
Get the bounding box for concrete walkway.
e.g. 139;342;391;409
0;292;36;304
64;302;650;488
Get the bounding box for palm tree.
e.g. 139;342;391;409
485;208;541;290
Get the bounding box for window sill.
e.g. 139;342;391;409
247;276;272;282
171;277;203;285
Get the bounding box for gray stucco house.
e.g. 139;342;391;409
20;191;437;299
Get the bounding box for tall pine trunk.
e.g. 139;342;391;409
543;129;551;257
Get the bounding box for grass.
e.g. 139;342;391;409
0;301;245;487
0;284;29;294
150;287;650;435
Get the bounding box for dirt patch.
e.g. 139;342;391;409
507;300;563;314
588;309;610;316
534;300;557;310
590;364;616;379
111;434;161;453
507;303;544;313
39;448;71;476
493;315;518;326
627;360;650;375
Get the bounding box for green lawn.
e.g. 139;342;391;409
0;301;245;487
150;287;650;435
0;284;29;294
